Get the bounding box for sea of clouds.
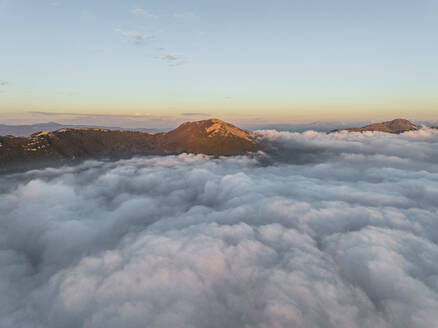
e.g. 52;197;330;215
1;128;438;328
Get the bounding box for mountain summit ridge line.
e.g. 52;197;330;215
1;118;435;173
0;118;260;173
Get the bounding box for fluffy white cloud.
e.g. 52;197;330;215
1;129;438;327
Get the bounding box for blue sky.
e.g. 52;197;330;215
1;0;437;126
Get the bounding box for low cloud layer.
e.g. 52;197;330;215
1;128;438;327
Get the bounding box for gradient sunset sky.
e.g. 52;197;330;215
1;0;437;127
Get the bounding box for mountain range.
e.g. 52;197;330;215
0;119;259;172
1;118;436;173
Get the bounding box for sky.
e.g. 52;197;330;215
0;0;437;126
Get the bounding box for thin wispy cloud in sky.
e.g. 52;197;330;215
161;53;187;66
131;8;156;19
181;112;212;117
173;12;196;19
27;111;158;120
115;28;154;43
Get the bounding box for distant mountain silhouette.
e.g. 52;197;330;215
330;119;419;134
0;122;164;137
245;121;372;133
0;119;260;173
0;122;64;137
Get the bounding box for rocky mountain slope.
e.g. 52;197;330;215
330;119;419;134
0;119;260;173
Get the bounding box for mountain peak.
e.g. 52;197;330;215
331;118;418;134
178;118;230;128
171;118;256;142
383;118;415;125
206;118;226;124
161;118;259;155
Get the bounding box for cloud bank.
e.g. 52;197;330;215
1;128;438;327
